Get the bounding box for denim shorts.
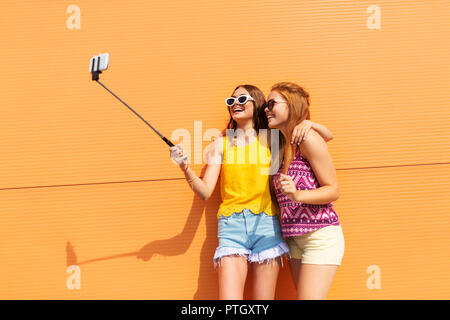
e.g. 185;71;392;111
213;209;289;266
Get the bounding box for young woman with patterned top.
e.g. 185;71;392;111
266;81;344;300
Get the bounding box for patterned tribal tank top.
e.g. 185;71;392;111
273;148;340;237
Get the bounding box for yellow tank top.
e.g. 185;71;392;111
217;131;280;218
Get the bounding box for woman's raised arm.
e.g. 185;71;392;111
170;136;223;200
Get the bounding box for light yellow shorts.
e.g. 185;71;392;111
286;225;345;265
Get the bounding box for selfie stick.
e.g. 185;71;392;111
90;55;175;147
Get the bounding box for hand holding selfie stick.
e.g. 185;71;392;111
90;53;175;147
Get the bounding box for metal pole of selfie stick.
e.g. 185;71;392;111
91;69;175;147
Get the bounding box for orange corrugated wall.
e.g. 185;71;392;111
1;0;449;299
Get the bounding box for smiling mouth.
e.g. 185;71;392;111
267;114;274;119
232;107;244;113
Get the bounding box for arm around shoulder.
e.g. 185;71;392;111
311;122;334;142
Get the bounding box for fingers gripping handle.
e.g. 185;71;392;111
163;137;175;147
170;145;188;165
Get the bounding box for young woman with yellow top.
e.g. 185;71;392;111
170;84;333;300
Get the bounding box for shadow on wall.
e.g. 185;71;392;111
65;166;220;299
66;170;295;299
136;184;221;299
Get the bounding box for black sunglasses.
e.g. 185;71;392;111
265;99;286;111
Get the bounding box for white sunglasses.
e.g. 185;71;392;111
225;94;255;107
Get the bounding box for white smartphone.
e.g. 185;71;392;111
89;53;109;73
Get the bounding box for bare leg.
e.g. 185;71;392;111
295;263;338;300
252;259;281;300
217;255;248;300
288;258;302;289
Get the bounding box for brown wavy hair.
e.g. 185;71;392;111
270;82;311;174
225;84;268;132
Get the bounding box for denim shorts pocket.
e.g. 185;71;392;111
217;215;230;237
218;215;230;224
